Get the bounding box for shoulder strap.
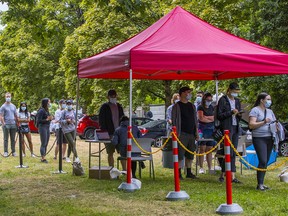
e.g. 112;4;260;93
262;109;267;121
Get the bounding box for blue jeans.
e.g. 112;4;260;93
39;124;50;156
2;124;17;153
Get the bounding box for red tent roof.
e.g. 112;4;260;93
78;6;288;80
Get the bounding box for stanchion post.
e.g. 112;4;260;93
118;125;140;192
15;128;28;168
216;130;243;215
53;128;67;174
166;126;189;201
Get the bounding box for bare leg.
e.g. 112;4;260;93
199;145;206;168
206;146;213;170
25;133;34;154
54;145;59;159
21;134;25;155
62;143;67;158
121;159;126;171
108;153;114;167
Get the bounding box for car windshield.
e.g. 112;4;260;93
140;120;163;128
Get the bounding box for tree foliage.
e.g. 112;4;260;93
1;0;288;119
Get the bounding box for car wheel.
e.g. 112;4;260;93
79;135;85;140
154;137;163;148
84;128;95;140
279;142;288;157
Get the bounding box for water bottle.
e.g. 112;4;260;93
198;129;203;139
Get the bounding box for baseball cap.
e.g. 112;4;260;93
59;99;66;104
108;89;117;96
179;86;192;95
66;99;73;104
229;82;240;90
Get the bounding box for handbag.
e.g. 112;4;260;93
278;167;288;183
73;161;85;176
20;125;30;134
213;127;223;143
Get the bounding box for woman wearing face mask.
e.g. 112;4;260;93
60;100;80;163
248;93;275;191
197;92;215;174
37;98;53;163
17;102;35;157
166;93;180;136
217;82;242;183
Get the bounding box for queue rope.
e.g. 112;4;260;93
23;135;57;158
172;131;224;156
129;131;171;154
227;135;288;171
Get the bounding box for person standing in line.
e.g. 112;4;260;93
37;98;53;163
17;102;35;157
172;86;199;180
197;92;215;174
166;93;179;136
249;93;275;191
0;92;18;157
60;100;80;163
217;82;242;183
53;99;68;161
194;90;204;110
99;89;124;167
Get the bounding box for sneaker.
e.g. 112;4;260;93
66;157;71;163
214;165;222;171
62;157;66;160
22;154;26;157
232;178;242;184
199;168;205;174
186;173;197;179
12;152;17;157
209;169;216;175
179;175;184;180
219;177;224;183
31;154;36;158
41;159;48;163
3;152;8;157
53;156;57;160
74;157;80;163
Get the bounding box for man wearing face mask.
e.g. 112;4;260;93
166;93;180;136
217;82;242;183
99;89;124;167
0;92;18;157
172;87;199;180
194;91;204;110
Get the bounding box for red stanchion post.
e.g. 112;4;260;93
216;130;243;214
166;126;189;201
126;126;132;184
118;125;140;192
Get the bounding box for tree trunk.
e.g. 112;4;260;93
163;80;172;115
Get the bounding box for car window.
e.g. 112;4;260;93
141;120;163;128
90;115;99;121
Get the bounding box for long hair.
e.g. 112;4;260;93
19;102;28;116
171;93;179;104
253;92;269;107
41;98;50;111
201;92;212;108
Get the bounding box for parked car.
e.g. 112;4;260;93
138;119;167;147
77;114;100;139
278;122;288;157
77;115;153;140
29;113;39;133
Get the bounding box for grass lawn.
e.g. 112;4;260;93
0;131;288;216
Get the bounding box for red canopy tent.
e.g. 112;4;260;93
78;6;288;80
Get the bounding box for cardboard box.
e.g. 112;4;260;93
89;166;112;179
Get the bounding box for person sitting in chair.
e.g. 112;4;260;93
111;116;143;178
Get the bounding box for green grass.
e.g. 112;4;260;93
0;133;288;215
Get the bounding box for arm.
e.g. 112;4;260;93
99;104;107;130
197;110;214;123
249;116;268;130
111;130;119;145
217;97;233;121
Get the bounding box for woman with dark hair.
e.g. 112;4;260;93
217;82;242;183
37;98;53;163
249;92;275;191
197;92;215;174
17;102;35;157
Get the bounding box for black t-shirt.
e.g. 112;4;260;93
178;101;195;134
197;104;214;129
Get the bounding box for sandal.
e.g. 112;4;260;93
41;159;48;163
232;178;242;184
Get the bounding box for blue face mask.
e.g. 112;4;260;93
48;103;52;108
5;97;11;102
231;93;238;98
61;104;66;109
21;107;26;111
265;100;272;108
205;101;212;107
196;96;202;103
67;105;73;110
186;93;192;101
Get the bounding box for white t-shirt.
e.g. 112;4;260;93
17;111;30;126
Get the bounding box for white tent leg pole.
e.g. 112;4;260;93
215;79;219;104
129;69;133;126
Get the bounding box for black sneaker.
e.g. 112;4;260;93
186;173;196;179
232;178;242;184
140;162;146;169
219;177;224;183
41;159;48;163
179;175;184;180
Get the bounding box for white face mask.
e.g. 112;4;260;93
196;96;202;103
109;98;117;104
5;97;11;102
61;104;67;109
21;107;26;111
186;93;192;101
231;93;238;98
265;100;272;108
67;105;73;110
174;99;179;104
205;101;212;107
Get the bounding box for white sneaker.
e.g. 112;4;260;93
12;152;17;157
199;168;205;174
74;157;80;163
209;169;216;175
4;152;8;157
66;157;71;163
22;154;26;157
215;165;222;171
31;154;36;158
